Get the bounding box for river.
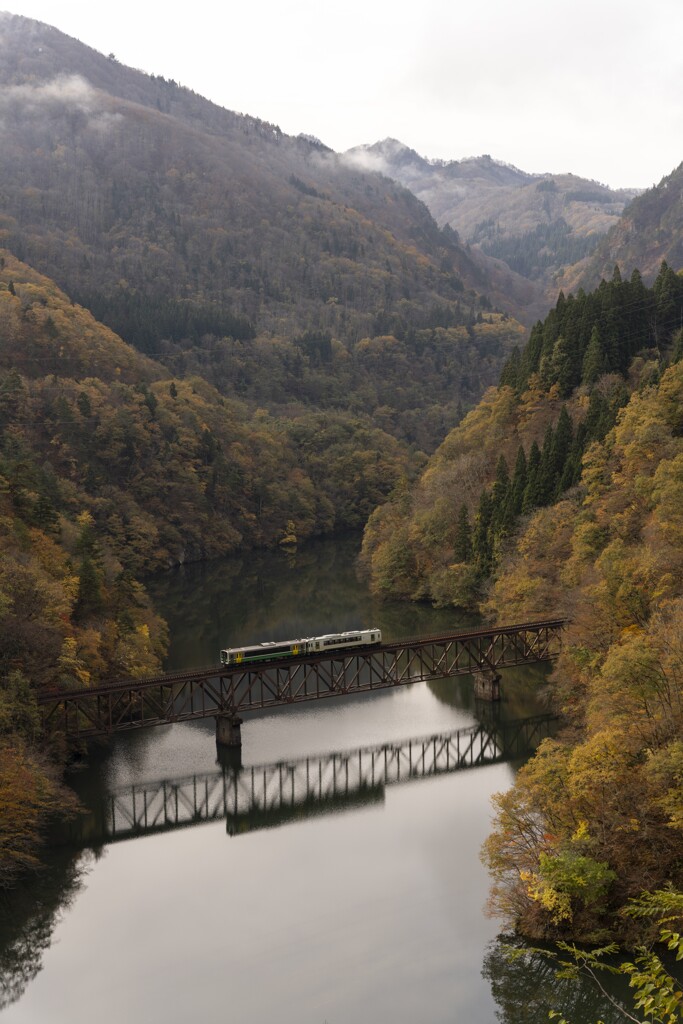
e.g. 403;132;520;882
0;537;630;1023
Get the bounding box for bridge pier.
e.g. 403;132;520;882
216;743;243;771
474;671;501;702
216;714;243;748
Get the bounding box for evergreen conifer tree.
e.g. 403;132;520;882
672;328;683;364
453;503;472;562
499;347;521;390
550;406;573;483
491;455;512;535
582;326;606;384
550;336;574;396
522;442;542;513
508;445;527;518
537;424;557;505
472;490;494;574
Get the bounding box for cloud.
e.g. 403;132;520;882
342;149;390;176
0;73;124;139
0;73;98;112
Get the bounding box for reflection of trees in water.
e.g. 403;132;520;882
482;935;631;1024
0;849;91;1011
427;664;553;722
146;535;471;670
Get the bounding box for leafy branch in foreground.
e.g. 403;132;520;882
508;889;683;1024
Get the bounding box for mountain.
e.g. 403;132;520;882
344;139;641;317
0;14;527;450
565;160;683;291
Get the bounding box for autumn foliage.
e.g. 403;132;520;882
483;293;683;940
361;264;683;941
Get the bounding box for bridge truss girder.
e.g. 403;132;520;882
40;619;565;740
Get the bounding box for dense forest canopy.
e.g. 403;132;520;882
361;262;683;609
0;14;530;888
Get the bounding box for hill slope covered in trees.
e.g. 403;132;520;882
565;161;683;294
361;263;683;942
0;14;527;451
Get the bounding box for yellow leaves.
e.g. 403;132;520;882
645;741;683;832
566;728;633;813
487;501;575;621
569;518;608;565
614;818;641;834
520;868;573;924
581;441;613;507
572;820;591;843
0;737;79;886
649;456;683;590
76;510;95;530
75;627;106;680
57;635;91;688
113;623;161;678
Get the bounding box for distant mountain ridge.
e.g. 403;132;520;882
344;139;642;314
345;138;639;241
563;160;683;291
2;12;680;402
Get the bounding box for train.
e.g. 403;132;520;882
220;628;382;666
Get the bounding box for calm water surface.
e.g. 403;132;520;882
0;538;629;1023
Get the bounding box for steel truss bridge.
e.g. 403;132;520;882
66;714;558;846
40;618;566;741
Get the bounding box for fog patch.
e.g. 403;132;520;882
89;110;125;132
341;149;390;176
0;74;99;114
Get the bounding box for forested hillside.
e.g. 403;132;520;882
2;12;682;931
361;262;683;942
567;160;683;292
0;14;526;451
0;250;423;882
0;13;529;884
361;263;683;607
483;351;683;944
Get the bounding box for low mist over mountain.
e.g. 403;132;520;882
345;139;641;313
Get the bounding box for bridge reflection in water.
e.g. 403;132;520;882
68;715;557;846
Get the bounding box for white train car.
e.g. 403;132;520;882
305;629;381;654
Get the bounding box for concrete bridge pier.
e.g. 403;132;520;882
474;670;501;702
216;713;243;748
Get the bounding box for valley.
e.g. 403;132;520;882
0;10;682;1023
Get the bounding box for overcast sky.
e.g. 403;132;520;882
3;0;682;190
